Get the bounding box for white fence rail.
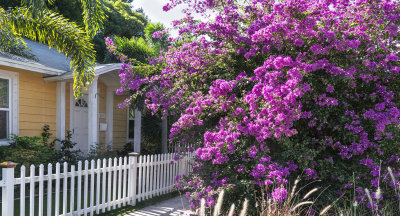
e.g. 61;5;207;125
0;152;193;216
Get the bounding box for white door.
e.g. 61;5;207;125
72;96;89;154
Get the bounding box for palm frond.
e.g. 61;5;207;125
0;8;34;59
0;28;35;59
20;0;55;18
79;0;106;37
4;7;96;96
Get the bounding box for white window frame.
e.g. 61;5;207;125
0;70;19;146
127;108;135;142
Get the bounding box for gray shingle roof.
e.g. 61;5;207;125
24;39;72;72
0;39;121;79
0;39;71;73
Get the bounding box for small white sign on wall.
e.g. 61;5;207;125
99;123;107;131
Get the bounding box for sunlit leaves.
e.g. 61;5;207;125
5;7;96;96
79;0;107;37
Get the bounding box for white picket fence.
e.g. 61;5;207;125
0;152;193;216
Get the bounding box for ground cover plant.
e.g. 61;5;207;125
106;0;400;214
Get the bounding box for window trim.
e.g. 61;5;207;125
127;108;135;142
0;77;11;142
0;69;18;146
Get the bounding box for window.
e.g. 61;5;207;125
128;108;134;140
75;98;88;107
0;78;9;140
0;70;18;145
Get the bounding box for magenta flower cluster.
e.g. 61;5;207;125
106;0;400;211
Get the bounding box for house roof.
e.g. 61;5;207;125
0;39;121;79
24;39;72;72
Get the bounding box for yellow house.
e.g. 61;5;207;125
0;40;141;153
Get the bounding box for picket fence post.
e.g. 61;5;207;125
1;161;18;216
128;152;139;206
179;155;185;176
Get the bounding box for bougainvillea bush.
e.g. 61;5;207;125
106;0;400;214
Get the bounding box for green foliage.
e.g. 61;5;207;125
0;125;83;168
41;124;54;146
7;0;106;37
0;26;35;59
0;2;32;58
116;142;134;156
57;130;81;164
0;0;21;8
48;0;83;25
103;0;147;38
79;0;106;37
114;0;133;3
85;144;119;161
103;36;156;63
92;33;109;62
0;134;58;167
20;0;55;18
93;0;149;62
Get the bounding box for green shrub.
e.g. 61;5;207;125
57;130;81;165
0;125;82;168
1;134;59;167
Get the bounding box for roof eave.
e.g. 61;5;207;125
0;56;64;75
43;63;122;82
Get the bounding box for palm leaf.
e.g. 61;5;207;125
0;28;35;59
1;6;96;96
79;0;107;37
0;9;34;59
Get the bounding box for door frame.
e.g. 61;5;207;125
69;83;90;152
69;83;101;153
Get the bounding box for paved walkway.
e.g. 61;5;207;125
125;196;193;216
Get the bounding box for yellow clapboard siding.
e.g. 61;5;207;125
19;129;56;137
113;95;127;150
20;82;56;90
113;122;127;127
19;113;56;122
20;105;56;115
18;70;58;137
19;98;57;109
0;66;58;137
20;90;57;99
114;132;127;138
20;122;56;130
114;131;127;135
20;82;57;93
